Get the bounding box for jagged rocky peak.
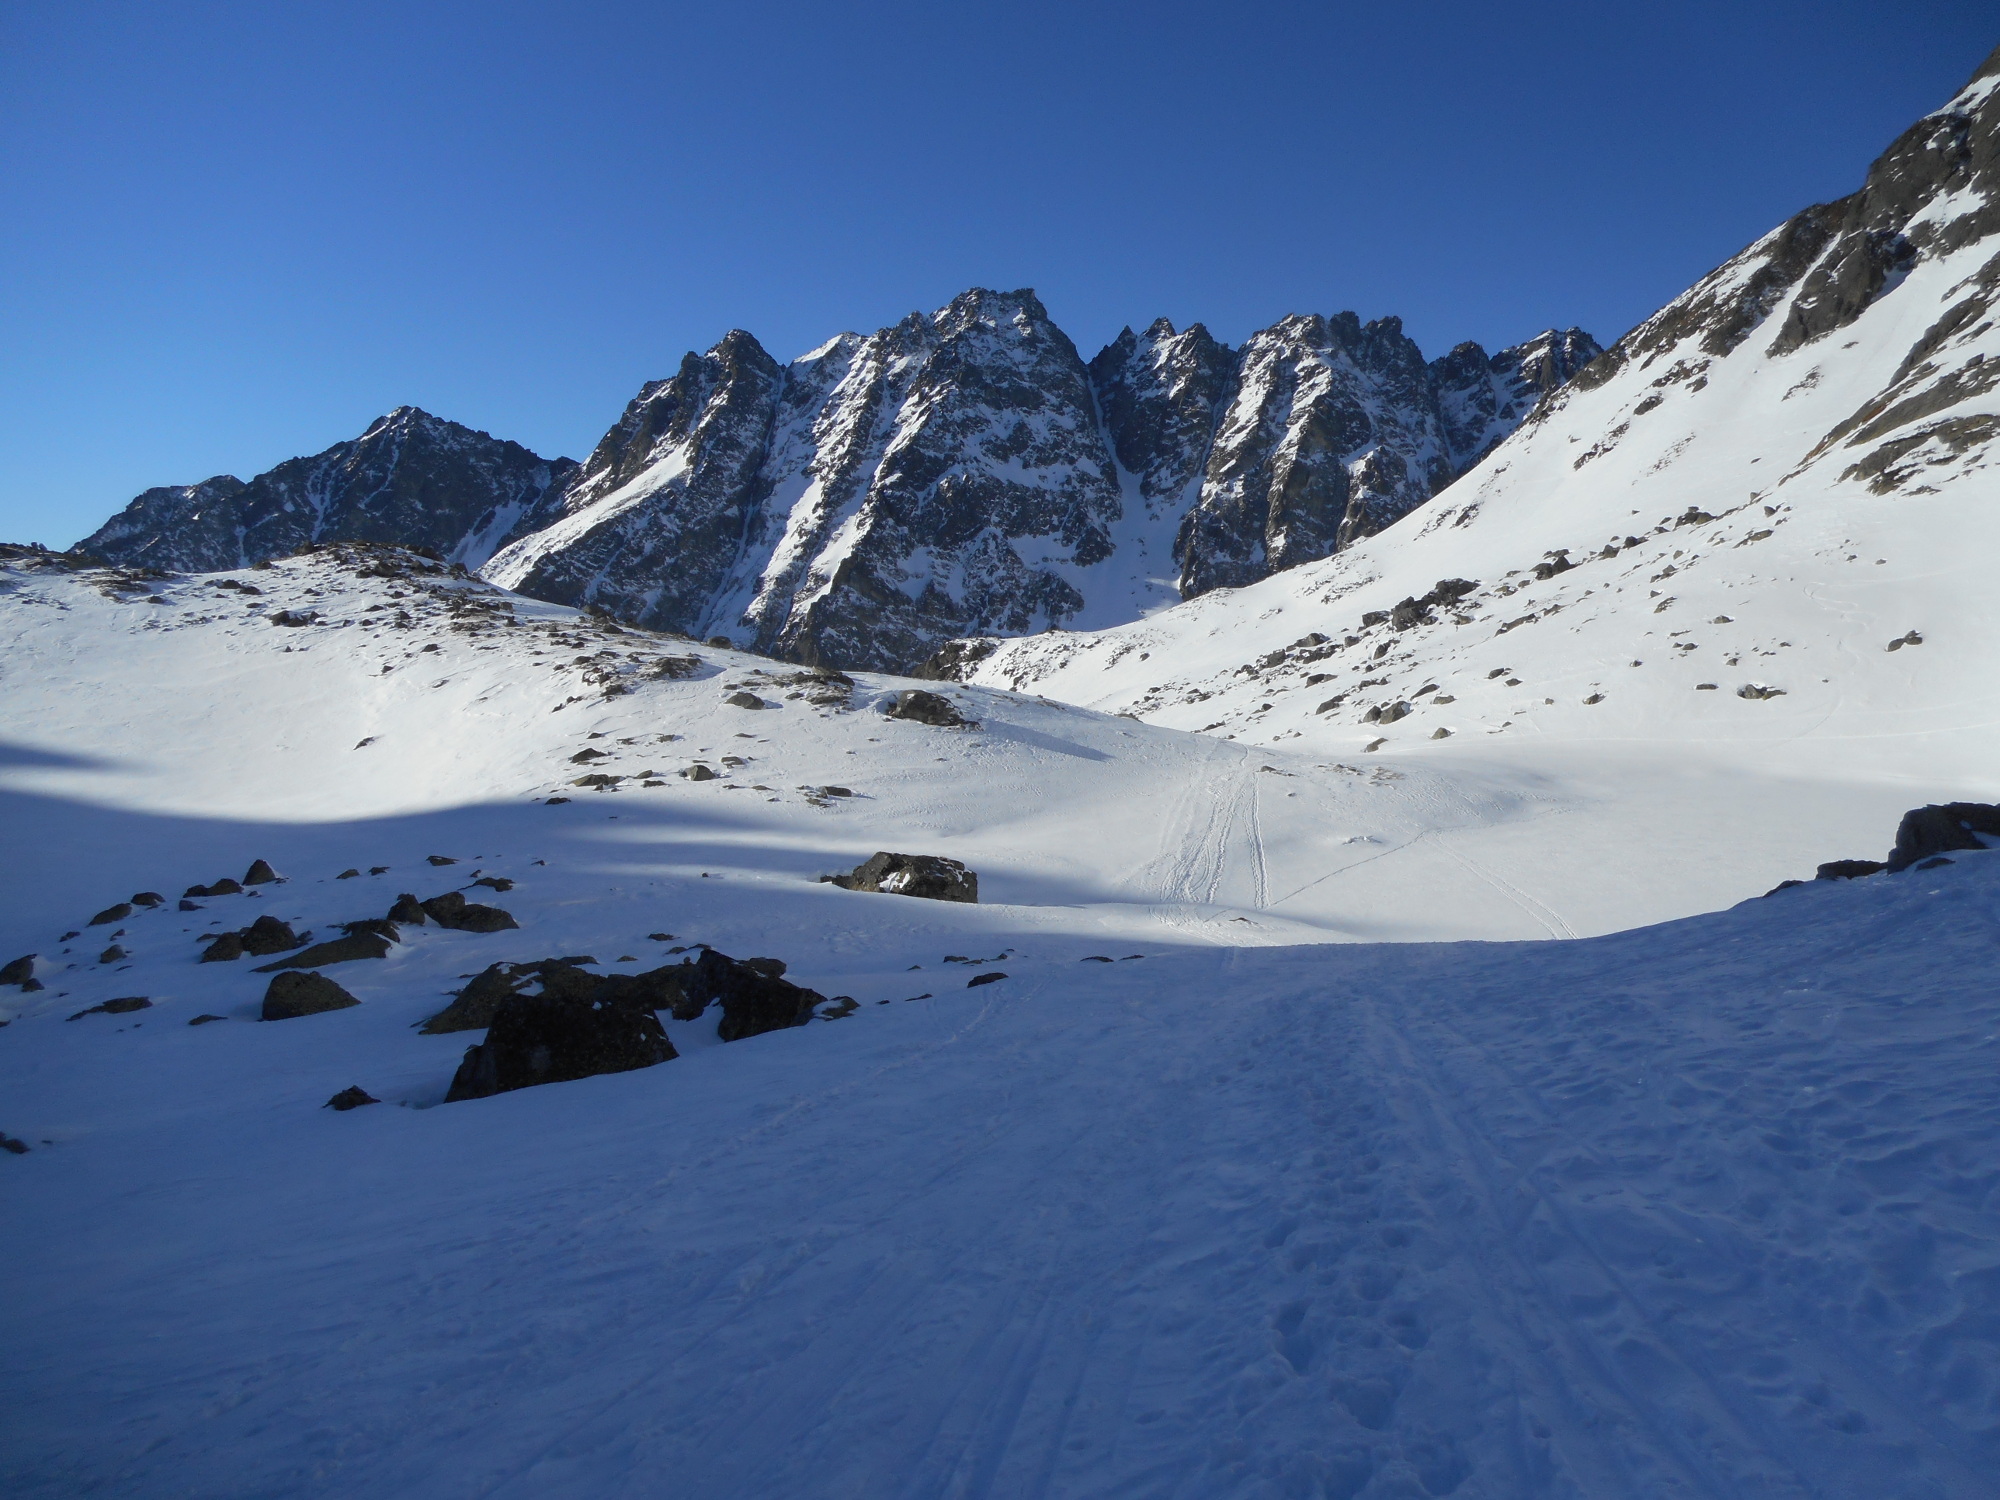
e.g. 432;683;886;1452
1431;328;1604;468
76;407;577;573
1089;318;1237;515
761;287;1122;669
489;287;1127;673
1174;312;1442;596
483;330;785;635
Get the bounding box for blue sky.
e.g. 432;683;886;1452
2;1;1992;547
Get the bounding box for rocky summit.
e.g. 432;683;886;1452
77;296;1596;673
76;407;578;573
488;291;1597;670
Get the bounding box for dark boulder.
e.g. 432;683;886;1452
243;859;282;885
427;855;458;866
421;890;519;932
422;962;534;1033
184;878;243;898
199;932;246;962
387;892;428;925
253;932;391;971
1816;859;1887;880
89;903;133;926
0;955;34;987
445;990;676;1102
98;945;127;964
324;1086;379;1111
674;948;824;1041
967;971;1008;988
724;691;768;709
822;851;978;903
239;914;304;956
1885;802;2000;872
131;892;164;908
884;688;972;727
261;971;360;1020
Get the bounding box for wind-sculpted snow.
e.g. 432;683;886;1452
77;408;577;572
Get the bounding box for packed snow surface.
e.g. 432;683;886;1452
1;547;1996;1497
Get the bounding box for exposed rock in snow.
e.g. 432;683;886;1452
824;851;979;903
260;970;359;1020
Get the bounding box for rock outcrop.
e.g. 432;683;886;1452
444;983;676;1101
824;852;979;904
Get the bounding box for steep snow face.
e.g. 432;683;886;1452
77;408;577;572
4;542;2000;1496
957;46;2000;815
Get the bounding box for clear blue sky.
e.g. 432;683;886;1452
2;1;1992;547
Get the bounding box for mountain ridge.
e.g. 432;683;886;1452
72;300;1597;671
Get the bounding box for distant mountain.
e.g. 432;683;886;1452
75;408;577;572
485;292;1595;670
78;305;1595;673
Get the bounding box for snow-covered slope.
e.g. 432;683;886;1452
2;542;1998;1497
955;48;2000;823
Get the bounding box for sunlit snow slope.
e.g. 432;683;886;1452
0;546;1995;1498
961;52;2000;865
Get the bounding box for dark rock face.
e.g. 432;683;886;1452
0;955;35;987
1171;315;1598;595
261;971;360;1020
1816;859;1887;880
444;987;676;1102
825;851;978;903
674;949;824;1041
76;408;577;572
1885;802;2000;872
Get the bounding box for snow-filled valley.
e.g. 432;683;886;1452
2;540;1997;1499
7;41;2000;1500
